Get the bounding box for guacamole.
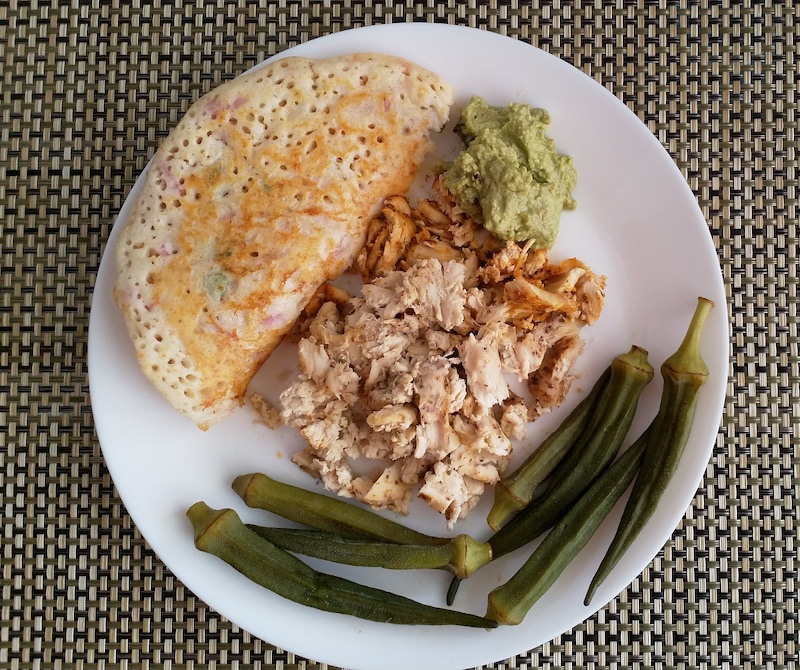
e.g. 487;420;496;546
441;97;577;247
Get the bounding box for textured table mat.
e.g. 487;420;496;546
1;1;798;668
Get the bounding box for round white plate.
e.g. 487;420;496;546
88;23;728;670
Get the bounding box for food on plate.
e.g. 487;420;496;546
440;96;577;246
471;348;650;585
584;297;714;606
234;471;490;577
487;346;653;534
485;431;647;625
279;195;606;526
114;53;454;429
235;471;489;586
248;526;491;579
445;347;652;604
476;297;714;624
186;501;498;628
485;368;611;530
192;298;713;627
233;471;451;545
234;472;492;577
249;392;282;429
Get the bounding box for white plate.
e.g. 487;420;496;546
88;23;728;670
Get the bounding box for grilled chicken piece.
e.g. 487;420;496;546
280;194;605;526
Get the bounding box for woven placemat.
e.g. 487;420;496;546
1;1;797;668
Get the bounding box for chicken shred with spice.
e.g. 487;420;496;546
279;185;606;528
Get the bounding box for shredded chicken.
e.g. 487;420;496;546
250;392;283;429
280;192;606;527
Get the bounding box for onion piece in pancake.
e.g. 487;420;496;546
114;54;454;429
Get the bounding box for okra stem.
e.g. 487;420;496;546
446;575;462;607
248;526;492;578
584;297;714;607
233;473;448;546
188;502;498;628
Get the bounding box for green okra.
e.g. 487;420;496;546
488;345;654;561
187;502;497;628
448;347;652;607
233;472;448;546
248;526;492;579
584;297;714;607
488;368;611;531
486;431;648;625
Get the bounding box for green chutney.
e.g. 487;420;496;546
441;96;577;248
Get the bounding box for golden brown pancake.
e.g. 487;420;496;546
114;53;454;428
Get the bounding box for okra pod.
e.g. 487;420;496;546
486;432;648;625
248;526;492;579
188;502;498;628
584;297;714;607
488;368;611;531
233;472;448;546
489;346;653;560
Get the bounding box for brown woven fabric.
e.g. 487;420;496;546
1;1;797;669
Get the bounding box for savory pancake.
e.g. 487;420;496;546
114;53;454;429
